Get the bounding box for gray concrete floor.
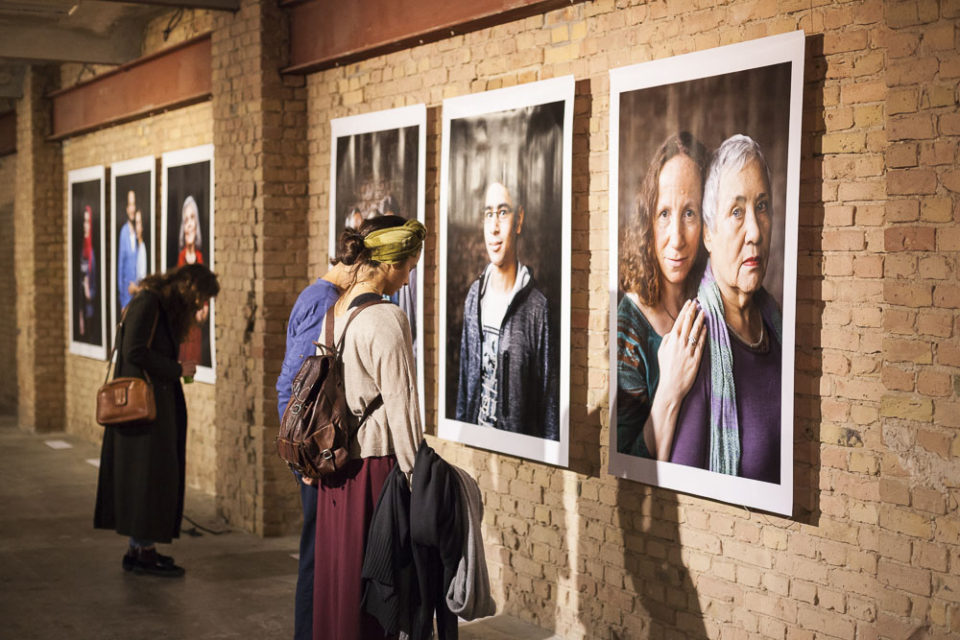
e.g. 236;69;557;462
0;415;555;639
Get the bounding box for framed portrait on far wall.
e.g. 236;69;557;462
161;144;215;384
608;31;804;515
110;155;155;335
439;76;573;467
330;104;426;421
68;165;107;360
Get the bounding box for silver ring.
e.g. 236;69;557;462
688;335;697;345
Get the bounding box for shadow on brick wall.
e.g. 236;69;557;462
793;32;827;529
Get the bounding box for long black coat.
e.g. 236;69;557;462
94;290;188;543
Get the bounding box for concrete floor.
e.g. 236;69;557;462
0;415;556;640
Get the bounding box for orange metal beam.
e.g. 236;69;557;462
49;34;212;140
284;0;585;74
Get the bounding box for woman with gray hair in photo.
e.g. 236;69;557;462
669;134;783;483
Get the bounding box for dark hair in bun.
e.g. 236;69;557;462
331;214;407;267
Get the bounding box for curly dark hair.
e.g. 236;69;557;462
138;263;220;343
620;131;709;306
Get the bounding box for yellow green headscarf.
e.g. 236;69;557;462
363;219;426;264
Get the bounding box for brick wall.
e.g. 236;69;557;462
0;153;16;413
211;0;308;535
15;66;65;433
61;101;216;492
879;2;960;637
58;8;219;492
305;1;959;638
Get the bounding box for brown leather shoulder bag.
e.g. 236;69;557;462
96;307;159;427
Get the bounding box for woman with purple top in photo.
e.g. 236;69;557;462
669;134;782;483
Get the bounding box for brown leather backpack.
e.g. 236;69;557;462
276;299;385;478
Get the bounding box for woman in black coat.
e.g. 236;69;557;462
94;264;219;577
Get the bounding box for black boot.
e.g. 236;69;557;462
132;547;185;577
123;545;176;572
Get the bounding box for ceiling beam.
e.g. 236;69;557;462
98;0;239;10
0;23;141;65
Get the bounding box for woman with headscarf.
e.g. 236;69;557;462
312;215;426;640
617;132;709;460
670;134;782;482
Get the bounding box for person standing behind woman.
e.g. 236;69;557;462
94;264;220;576
313;215;425;640
617;132;708;460
276;261;352;640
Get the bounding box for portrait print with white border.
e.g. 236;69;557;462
440;76;573;467
608;32;804;515
68;165;107;360
110;155;155;336
161;144;215;384
330;105;426;419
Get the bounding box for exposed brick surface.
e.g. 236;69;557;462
5;1;959;637
211;0;307;536
310;0;960;636
0;154;17;413
15;66;65;432
61;100;216;490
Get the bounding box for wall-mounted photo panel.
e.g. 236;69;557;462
608;31;804;515
161;144;215;384
439;76;573;467
330;104;427;420
110;155;156;337
68;165;107;360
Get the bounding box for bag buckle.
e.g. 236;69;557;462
320;449;334;461
113;388;127;406
290;402;302;414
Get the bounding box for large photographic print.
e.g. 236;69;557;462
330;105;426;417
439;76;573;466
608;32;803;515
68;166;107;359
161;145;215;383
110;156;155;334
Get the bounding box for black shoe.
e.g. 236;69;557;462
123;546;176;572
132;547;185;577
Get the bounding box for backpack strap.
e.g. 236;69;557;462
330;298;389;433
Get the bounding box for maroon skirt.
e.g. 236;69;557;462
313;455;397;640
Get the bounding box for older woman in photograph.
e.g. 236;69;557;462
669;134;782;483
617;132;708;460
177;195;203;267
177;195;205;367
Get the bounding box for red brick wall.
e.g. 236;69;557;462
304;1;959;637
15;66;64;433
61;102;216;492
211;0;308;535
0;153;16;413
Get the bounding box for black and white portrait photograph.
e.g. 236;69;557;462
330;104;426;415
608;32;804;515
162;144;215;383
110;156;155;335
439;76;573;467
68;166;107;360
